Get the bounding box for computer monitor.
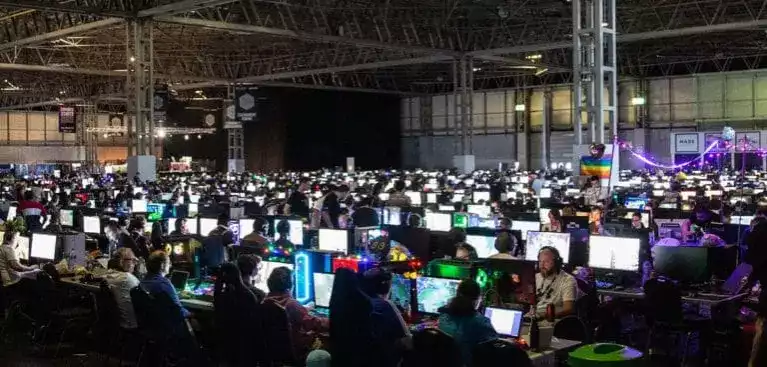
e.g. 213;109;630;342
199;218;217;236
484;307;524;338
273;219;303;245
187;203;199;217
467;205;491;218
416;276;461;314
6;206;16;221
186;218;198;235
238;218;255;239
313;272;335;308
405;192;422;206
389;273;413;313
60;209;74;227
318;228;349;254
426;193;437;204
653;246;710;283
465;235;498;259
31;233;57;261
132;199;147;213
452;213;469;229
425;212;451;232
524;231;571;263
383;207;402;226
253;261;294;293
588;236;641;272
15;235;29;261
512;221;540;241
539;208;551;225
473;191;490;203
82;216;101;234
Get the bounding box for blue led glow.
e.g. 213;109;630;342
294;251;311;304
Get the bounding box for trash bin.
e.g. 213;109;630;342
568;343;643;367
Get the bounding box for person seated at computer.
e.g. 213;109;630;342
361;268;412;366
273;219;296;251
351;197;379;227
264;267;329;358
545;209;563;232
588;207;610;236
0;231;38;296
437;278;498;363
140;250;191;319
104;248;141;329
455;243;478;261
169;218;188;236
534;247;577;319
489;235;517;260
630;212;646;230
582;175;603;207
682;203;719;241
387;180;411;207
241;217;269;248
126;218;151;260
202;214;235;271
236;253;265;302
19;190;47;233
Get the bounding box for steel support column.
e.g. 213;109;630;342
226;84;245;172
573;0;617;145
543;88;553;170
125;19;154;157
457;55;474;155
82;102;98;171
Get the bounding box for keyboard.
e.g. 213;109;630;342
310;307;330;318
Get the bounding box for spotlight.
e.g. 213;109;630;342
197;134;202;139
157;129;166;138
184;135;189;140
103;134;108;138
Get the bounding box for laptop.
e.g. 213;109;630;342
484;307;524;338
170;270;190;291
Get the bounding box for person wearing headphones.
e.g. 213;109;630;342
534;247;577;319
241;217;269;248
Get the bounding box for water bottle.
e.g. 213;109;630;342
530;313;540;352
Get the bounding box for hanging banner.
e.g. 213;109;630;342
58;106;76;133
153;84;169;123
234;86;259;122
736;131;761;151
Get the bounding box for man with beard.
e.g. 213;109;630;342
533;246;577;319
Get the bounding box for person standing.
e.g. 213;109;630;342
285;177;311;219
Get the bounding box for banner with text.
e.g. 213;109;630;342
59;106;76;133
234;86;259;122
153;84;169;123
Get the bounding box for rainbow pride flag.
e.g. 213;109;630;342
580;154;612;179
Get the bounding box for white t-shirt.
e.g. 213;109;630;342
105;269;141;329
0;244;20;287
535;271;577;316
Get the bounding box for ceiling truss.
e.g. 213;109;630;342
1;0;767;105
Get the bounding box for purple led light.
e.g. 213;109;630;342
629;141;720;169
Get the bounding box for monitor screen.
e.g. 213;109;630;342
465;235;498;259
15;235;29;261
238;218;255;239
60;209;74;227
405;192;422;206
452;213;469;229
512;221;540;241
132;199;147;213
253;261;294;293
416;276;461;314
524;231;571;263
188;203;199;217
6;206;16;221
467;205;491;218
426;193;437;204
199;218;218;236
383;207;402;226
83;216;101;234
588;236;641;271
273;219;303;245
389;273;412;312
313;272;335;308
31;233;57;260
186;218;198;235
484;307;524;337
473;191;490;203
318;229;348;254
425;212;451;232
539;208;551;225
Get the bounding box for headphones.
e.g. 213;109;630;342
537;246;563;273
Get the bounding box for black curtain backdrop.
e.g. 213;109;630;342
164;88;401;172
273;89;401;170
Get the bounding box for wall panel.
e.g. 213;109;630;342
649;79;670;121
0;146;84;163
433;95;447;130
725;75;753;119
697;75;724;119
670;77;694;120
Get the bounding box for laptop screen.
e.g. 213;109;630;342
483;307;524;338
